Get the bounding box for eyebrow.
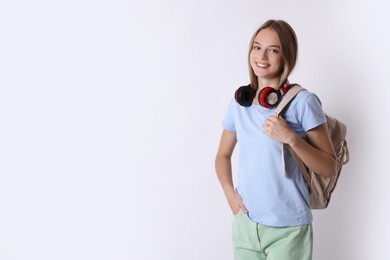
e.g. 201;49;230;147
253;41;281;48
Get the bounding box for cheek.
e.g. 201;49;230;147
249;51;255;62
273;56;284;69
249;52;256;69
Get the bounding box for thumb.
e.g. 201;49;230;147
240;203;249;214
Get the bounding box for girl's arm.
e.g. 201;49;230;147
263;116;337;177
215;130;248;214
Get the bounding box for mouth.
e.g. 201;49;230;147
256;62;270;68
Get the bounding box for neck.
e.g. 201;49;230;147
257;78;280;90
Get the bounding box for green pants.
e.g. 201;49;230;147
232;211;313;260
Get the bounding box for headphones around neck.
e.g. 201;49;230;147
235;80;290;108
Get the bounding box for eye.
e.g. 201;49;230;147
269;48;279;54
253;45;261;50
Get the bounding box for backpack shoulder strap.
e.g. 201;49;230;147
275;84;306;177
275;84;305;116
275;83;312;184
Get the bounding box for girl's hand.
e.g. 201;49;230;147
262;115;297;145
227;191;248;215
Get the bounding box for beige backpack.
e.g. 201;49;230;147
276;84;350;209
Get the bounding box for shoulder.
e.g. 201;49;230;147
286;86;326;130
294;88;322;105
288;87;323;113
225;97;245;112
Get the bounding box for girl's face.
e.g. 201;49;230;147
249;28;283;85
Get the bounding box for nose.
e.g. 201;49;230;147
260;50;267;59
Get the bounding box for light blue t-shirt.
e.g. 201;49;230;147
222;90;326;227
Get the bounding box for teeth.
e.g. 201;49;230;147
257;63;268;68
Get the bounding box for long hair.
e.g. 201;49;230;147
248;19;298;90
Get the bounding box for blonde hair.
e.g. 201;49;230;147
248;19;298;90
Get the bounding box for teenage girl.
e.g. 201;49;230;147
215;19;337;260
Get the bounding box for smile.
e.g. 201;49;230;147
256;63;269;68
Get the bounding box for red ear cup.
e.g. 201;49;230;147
258;87;282;108
235;85;255;107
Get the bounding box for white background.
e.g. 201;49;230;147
0;0;389;259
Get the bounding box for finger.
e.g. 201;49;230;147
240;203;249;214
263;120;272;128
232;206;241;215
267;115;278;122
234;192;248;213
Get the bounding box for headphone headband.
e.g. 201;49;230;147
279;80;290;95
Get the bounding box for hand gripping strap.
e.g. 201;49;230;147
275;84;305;177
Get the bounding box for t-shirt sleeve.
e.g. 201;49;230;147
221;99;236;132
300;93;327;132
